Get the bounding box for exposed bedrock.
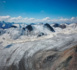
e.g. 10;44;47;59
0;33;77;70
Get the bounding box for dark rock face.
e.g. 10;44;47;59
53;23;60;27
22;25;33;36
44;23;55;32
26;25;33;31
37;32;45;37
59;24;66;29
22;25;33;31
22;27;26;30
10;25;17;28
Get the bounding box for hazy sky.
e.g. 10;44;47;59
0;0;77;23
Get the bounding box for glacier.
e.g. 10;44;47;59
0;23;77;70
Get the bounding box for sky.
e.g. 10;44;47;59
0;0;77;23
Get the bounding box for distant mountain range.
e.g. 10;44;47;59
0;21;72;29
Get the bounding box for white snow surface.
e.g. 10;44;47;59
0;23;77;70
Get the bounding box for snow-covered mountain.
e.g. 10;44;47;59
0;22;77;70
